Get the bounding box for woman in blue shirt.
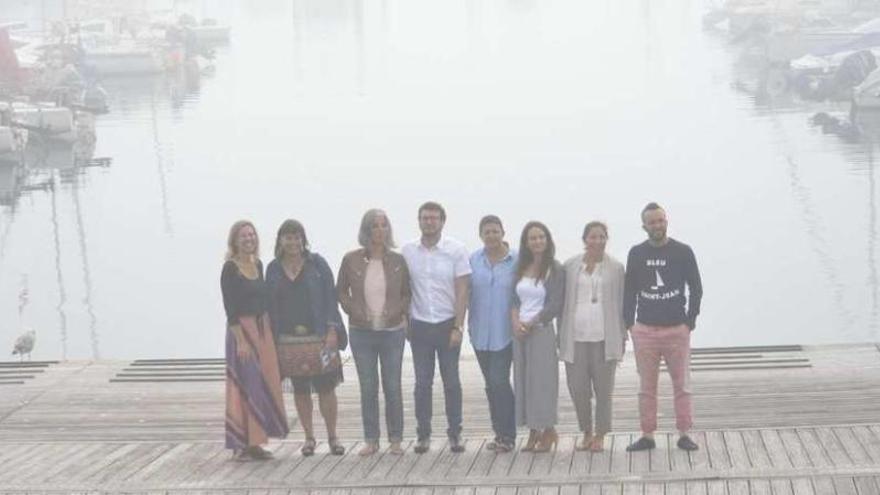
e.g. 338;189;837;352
468;215;517;453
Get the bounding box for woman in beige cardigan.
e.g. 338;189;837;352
559;221;626;452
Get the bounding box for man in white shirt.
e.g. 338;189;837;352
402;201;471;454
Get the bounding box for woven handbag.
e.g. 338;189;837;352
276;334;337;378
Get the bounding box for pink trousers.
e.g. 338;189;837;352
631;323;693;433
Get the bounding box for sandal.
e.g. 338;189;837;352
329;437;346;455
247;446;274;460
388;441;404;455
301;437;317;456
359;442;379;456
589;435;605;453
576;433;594;451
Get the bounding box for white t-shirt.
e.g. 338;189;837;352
516;277;546;323
575;263;605;342
402;236;472;323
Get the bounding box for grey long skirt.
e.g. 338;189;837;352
513;321;559;429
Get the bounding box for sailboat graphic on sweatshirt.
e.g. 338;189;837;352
641;259;680;301
651;270;665;291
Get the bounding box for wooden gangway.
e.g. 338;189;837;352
1;343;879;494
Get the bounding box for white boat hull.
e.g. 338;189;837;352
764;31;864;63
12;106;76;142
84;50;164;75
191;26;231;44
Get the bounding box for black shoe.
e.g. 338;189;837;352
485;436;500;451
414;438;431;454
449;436;465;453
495;438;515;453
625;436;656;452
677;435;699;451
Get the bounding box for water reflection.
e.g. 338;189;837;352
867;149;879;337
9;136;108;359
71;176;99;359
6;0;880;358
48;178;69;359
150;92;174;235
709;0;880;340
0;164;24;208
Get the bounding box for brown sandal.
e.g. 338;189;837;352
521;430;539;452
533;429;558;453
329;437;346;455
576;433;594;451
301;437;317;456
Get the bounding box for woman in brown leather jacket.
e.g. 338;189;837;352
337;209;411;456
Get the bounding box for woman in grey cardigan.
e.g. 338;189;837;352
559;221;626;452
511;221;565;453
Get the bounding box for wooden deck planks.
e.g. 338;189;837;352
790;478;815;495
748;480;772;495
0;442;62;484
548;436;575;479
851;426;880;464
467;441;497;479
831;477;859;495
852;477;877;495
608;434;629;475
386;441;422;480
446;439;484;480
689;431;711;473
528;444;556;478
834;427;872;465
728;479;750;495
0;345;879;493
685;481;708;495
795;429;829;469
707;430;732;471
4;442;82;486
815;427;852;467
2;426;880;493
705;481;726;495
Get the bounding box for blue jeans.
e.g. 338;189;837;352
410;318;462;441
475;344;516;442
349;328;405;443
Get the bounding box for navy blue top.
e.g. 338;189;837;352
623;238;703;330
271;269;313;336
266;253;348;350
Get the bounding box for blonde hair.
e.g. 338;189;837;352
226;220;259;260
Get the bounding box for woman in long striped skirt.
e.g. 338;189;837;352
221;220;289;461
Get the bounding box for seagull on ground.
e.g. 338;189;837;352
12;329;36;361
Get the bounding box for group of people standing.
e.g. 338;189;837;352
220;201;703;461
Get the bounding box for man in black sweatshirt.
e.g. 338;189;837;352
623;202;702;452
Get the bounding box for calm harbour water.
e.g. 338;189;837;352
1;0;878;360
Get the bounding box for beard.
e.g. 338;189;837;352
649;229;667;241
